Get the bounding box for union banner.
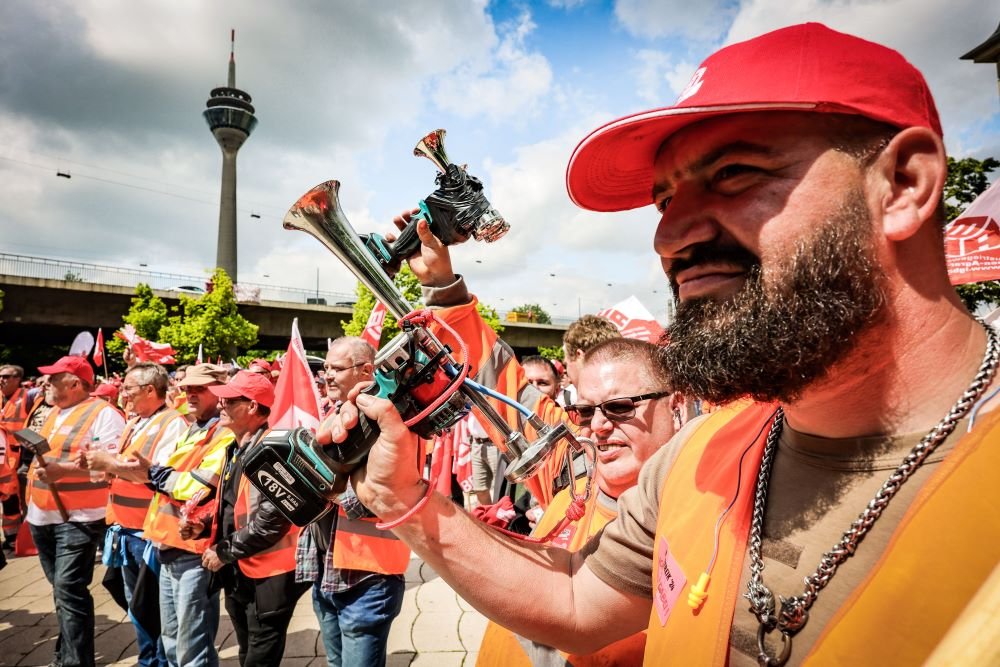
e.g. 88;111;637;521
946;180;1000;285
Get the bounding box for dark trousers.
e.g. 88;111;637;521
224;569;302;667
30;520;105;667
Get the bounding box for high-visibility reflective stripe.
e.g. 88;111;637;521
109;494;151;509
336;516;401;540
28;398;111;512
234;470;298;577
108;409;183;530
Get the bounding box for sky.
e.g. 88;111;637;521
1;0;998;323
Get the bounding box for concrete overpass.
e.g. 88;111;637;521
0;275;567;356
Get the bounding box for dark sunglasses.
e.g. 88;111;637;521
566;390;671;425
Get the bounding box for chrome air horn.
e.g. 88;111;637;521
253;180;578;525
359;129;509;277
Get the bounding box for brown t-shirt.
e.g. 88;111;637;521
581;412;969;666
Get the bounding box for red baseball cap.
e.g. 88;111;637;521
90;383;120;401
39;355;95;386
208;370;275;408
566;23;942;213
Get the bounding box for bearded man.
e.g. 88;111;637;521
322;23;999;666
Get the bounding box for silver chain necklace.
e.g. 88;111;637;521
745;322;999;667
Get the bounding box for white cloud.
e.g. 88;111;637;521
725;0;1000;156
614;0;735;42
431;10;554;122
632;49;699;104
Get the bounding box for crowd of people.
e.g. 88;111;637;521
1;20;997;667
0;304;642;667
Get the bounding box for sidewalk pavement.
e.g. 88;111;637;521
0;553;487;666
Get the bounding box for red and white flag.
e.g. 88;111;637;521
946;179;1000;285
269;318;323;430
93;328;105;368
115;324;176;365
361;301;388;349
597;296;666;343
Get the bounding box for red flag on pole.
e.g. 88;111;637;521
269;318;323;430
115;324;176;365
946;179;1000;285
93;328;105;367
361;301;388;349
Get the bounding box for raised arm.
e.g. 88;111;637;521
338;391;651;653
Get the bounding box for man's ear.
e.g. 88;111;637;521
870;127;947;242
669;392;687;429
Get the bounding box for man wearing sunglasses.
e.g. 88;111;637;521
183;371;306;667
478;337;684;665
0;364;43;548
324;23;1000;666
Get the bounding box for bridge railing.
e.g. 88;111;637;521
0;252;357;306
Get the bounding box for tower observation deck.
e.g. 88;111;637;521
204;29;257;281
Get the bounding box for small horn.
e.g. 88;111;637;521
413;129;449;173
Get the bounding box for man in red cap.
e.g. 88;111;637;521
26;355;126;667
323;23;1000;665
182;371;304;666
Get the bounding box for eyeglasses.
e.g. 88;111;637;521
325;362;365;376
0;375;18;380
122;383;150;394
566;390;671;425
219;397;250;407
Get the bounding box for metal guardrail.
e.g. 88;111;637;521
0;252;357;306
0;252;576;325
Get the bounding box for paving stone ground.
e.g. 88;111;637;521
0;552;487;666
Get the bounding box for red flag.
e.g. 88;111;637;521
361;301;388;349
93;328;105;367
115;324;176;365
946;179;1000;285
269;318;323;430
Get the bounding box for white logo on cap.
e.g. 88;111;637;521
676;67;706;104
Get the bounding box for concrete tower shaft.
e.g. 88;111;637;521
204;30;257;281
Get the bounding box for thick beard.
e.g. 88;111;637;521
660;189;886;405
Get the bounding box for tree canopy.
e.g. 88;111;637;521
510;303;552;324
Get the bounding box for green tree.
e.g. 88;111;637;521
537;345;564;361
158;268;259;362
510;303;552;324
476;302;504;335
948;156;1000;312
343;265;425;346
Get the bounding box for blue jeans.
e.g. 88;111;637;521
30;520;105;667
120;531;167;667
312;575;405;667
159;551;220;667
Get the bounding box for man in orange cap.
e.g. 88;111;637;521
324;23;1000;665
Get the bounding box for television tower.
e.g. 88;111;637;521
204;29;257;281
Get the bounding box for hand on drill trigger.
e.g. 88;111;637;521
326;387;424;521
387;210;458;288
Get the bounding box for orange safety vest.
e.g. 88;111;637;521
27;398;111;513
143;422;231;553
0;387;40;495
429;296;572;508
643;402;1000;665
477;477;647;667
106;408;185;530
332;507;410;575
233;474;300;578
